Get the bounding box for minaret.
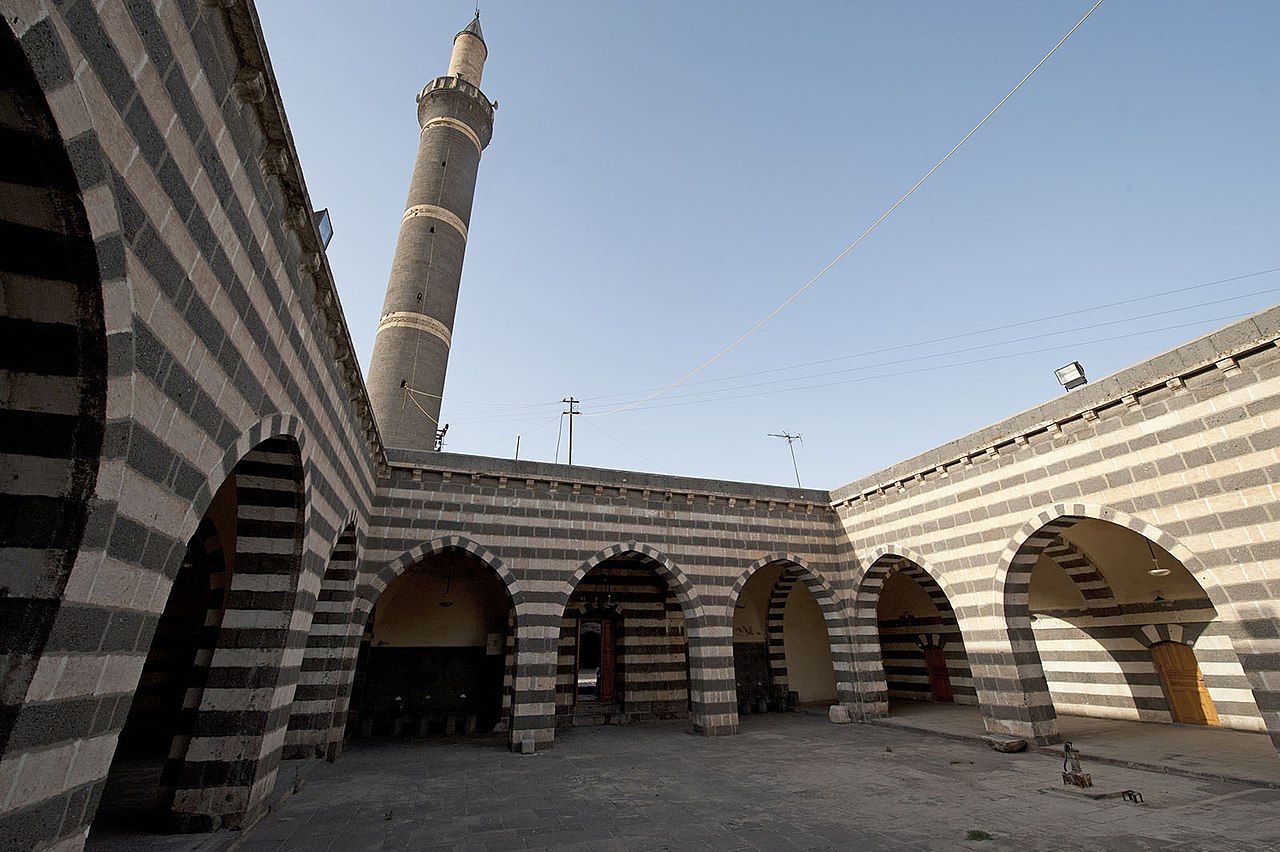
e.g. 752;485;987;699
367;14;494;450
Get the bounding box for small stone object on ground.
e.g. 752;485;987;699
981;733;1027;753
828;705;851;724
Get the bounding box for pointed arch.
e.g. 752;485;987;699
160;431;308;830
1041;537;1119;610
726;552;852;710
362;533;523;620
995;504;1213;613
562;542;705;627
184;414;314;559
993;503;1275;746
726;552;842;624
851;545;975;718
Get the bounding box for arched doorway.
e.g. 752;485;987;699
0;15;107;765
348;546;514;739
91;496;233;839
731;561;839;715
865;555;976;715
1022;517;1259;730
558;553;691;728
88;434;306;839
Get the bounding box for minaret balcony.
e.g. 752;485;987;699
417;75;494;122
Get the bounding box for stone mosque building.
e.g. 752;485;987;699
0;3;1278;849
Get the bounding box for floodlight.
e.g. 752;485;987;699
1054;361;1087;391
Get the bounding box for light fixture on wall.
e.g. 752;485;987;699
1054;361;1088;391
439;570;454;607
1145;538;1171;577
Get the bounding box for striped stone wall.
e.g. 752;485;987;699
1030;607;1265;730
765;573;801;700
1;3;1279;850
1026;535;1264;730
0;3;378;847
364;454;848;752
833;310;1280;746
0;12;107;781
284;523;359;760
167;437;306;830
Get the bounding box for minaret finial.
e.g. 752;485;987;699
459;11;484;43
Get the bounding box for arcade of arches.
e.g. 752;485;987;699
4;4;1280;850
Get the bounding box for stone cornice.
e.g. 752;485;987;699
215;1;389;476
385;450;835;515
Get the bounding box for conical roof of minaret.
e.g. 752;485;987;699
457;13;483;43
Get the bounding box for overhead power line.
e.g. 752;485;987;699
586;286;1280;408
588;0;1110;417
439;282;1276;428
594;313;1248;416
430;265;1278;425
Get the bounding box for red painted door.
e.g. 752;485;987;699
599;620;616;702
923;646;954;703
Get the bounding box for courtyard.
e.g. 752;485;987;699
90;713;1280;851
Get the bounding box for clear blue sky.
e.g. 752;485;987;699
256;1;1279;490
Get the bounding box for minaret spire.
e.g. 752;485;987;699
366;16;496;451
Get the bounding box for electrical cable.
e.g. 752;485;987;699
581;287;1280;407
554;412;565;464
578;416;672;474
411;264;1277;423
436;287;1275;427
588;0;1110;418
582;270;1280;402
434;310;1249;460
596;313;1247;415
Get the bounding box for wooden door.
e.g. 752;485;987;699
923;646;954;703
1151;641;1219;725
599;620;616;702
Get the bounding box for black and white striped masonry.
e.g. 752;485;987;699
2;3;1280;850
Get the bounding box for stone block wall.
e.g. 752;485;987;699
2;3;1280;850
0;2;378;847
832;308;1280;746
362;453;851;750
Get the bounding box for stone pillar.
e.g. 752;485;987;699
508;638;559;752
687;623;739;735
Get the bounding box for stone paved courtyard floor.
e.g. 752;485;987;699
90;712;1280;851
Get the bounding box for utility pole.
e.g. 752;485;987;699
562;397;580;465
767;432;803;488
